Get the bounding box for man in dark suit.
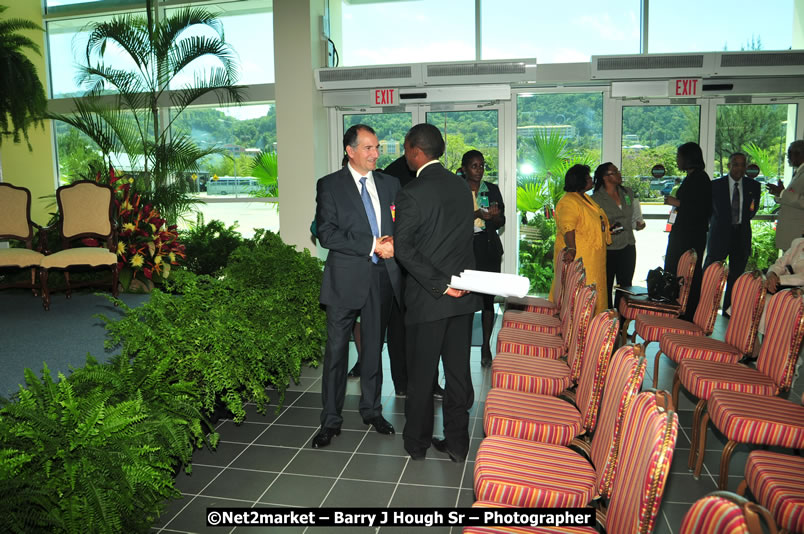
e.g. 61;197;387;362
704;152;760;315
313;124;401;448
394;123;481;462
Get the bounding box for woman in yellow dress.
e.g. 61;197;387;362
551;164;611;315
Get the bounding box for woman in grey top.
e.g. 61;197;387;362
591;162;646;309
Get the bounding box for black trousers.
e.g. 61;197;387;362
386;296;407;391
665;230;706;322
606;244;636;309
403;313;474;456
704;226;749;312
320;264;392;428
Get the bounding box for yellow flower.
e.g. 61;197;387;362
169;252;176;263
130;254;144;268
116;241;125;255
121;200;133;211
128;178;134;184
154;255;162;265
123;222;136;232
149;223;156;233
212;174;219;181
191;173;198;181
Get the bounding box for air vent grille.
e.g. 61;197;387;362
720;52;804;68
597;55;705;71
318;66;413;82
427;62;526;77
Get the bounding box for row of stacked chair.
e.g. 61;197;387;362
0;181;119;310
467;254;680;533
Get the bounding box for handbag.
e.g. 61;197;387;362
646;267;681;303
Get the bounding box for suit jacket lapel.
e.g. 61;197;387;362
375;174;393;235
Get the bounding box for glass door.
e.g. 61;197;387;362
620;100;702;285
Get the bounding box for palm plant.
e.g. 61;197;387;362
250;149;278;197
742;141;778;179
0;4;47;157
48;0;244;224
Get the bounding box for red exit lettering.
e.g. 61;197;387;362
673;79;700;97
373;89;396;105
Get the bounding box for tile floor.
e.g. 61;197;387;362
152;312;804;534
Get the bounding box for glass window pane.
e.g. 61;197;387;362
425;111;499;181
515;93;603;292
649;0;796;53
47;12;145;98
343;113;413;170
482;0;640;62
340;0;474;66
170;103;279;238
621;105;700;200
166;0;274;87
45;0;141;15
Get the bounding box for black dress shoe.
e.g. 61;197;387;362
311;426;341;448
431;437;466;463
406;447;426;460
363;415;395;435
432;384;445;399
347;362;361;377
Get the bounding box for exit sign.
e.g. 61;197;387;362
372;88;397;105
670;78;702;97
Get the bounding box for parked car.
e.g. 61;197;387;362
659;180;676;196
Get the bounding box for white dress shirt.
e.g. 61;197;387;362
347;163;381;257
727;175;744;224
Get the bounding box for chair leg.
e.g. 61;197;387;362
40;269;50;311
693;410;710;479
620;318;631;346
29;267;39;296
111;265;120;300
671;371;682;411
65;271;71;299
719;440;738;490
653;350;664;388
688;399;707;470
736;478;748;496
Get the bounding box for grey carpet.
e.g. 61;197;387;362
0;289;150;399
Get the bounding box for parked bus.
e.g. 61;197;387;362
205;176;261;196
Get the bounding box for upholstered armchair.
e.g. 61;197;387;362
39;181;119;310
680;491;778;534
0;183;45;295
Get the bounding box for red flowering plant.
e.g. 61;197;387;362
83;165;186;290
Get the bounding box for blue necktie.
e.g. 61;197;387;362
359;177;380;264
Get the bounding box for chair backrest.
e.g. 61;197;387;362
552;247;573;306
676;248;698;313
57;181;114;244
590;345;647;498
679;492;778;534
757;288;804;391
606;391;678;534
565;284;598;382
693;261;729;334
559;259;586;325
0;183;34;245
724;271;766;355
575;310;619;435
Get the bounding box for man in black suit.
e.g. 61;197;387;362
394;124;481;462
312;124;401;448
704;152;761;315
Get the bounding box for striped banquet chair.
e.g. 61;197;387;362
673;288;804;483
679;491;778;534
468;390;677;534
490;285;597;396
506;247;575;315
696;389;804;488
655;270;765;391
483;311;618;445
499;259;585;338
738;450;804;534
634;260;728;387
474;346;645;509
617;248;696;345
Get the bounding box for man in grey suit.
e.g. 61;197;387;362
394;123;480;462
313;124;401;448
